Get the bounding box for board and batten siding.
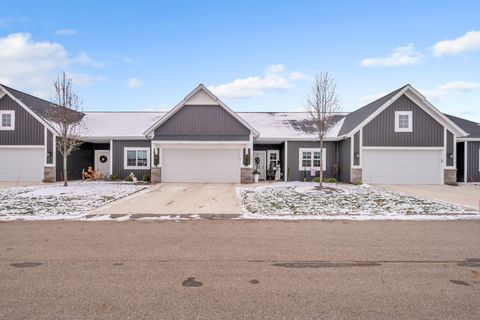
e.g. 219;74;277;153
446;130;454;167
112;140;151;179
154;105;250;141
353;131;360;166
47;130;54;164
286;141;336;181
338;139;351;183
362;95;444;147
466;141;480;182
0;95;44;145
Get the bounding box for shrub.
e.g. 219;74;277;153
325;178;337;183
143;175;151;182
311;177;320;183
124;175;133;182
353;181;363;186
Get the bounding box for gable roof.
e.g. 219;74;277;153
338;85;407;136
0;83;84;133
445;114;480;139
143;84;260;137
338;84;468;137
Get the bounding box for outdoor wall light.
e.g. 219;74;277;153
448;153;453;159
355;152;359;158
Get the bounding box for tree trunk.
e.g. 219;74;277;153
63;154;68;187
319;137;324;189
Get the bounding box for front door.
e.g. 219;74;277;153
94;150;110;178
253;150;266;180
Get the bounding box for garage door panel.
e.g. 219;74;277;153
362;149;442;185
0;148;44;181
162;149;240;183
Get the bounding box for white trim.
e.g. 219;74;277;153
123;147;151;170
352;131;362;169
44;126;48;166
457;138;480;142
478;148;480;173
362;146;445;151
350;133;354;169
0;84;57;133
284;141;288;182
298;147;326;171
394;111;413;132
0;145;44;148
345;85;467;138
464;141;468;183
109;140;113;175
0;91;5;100
0;110;15;130
52;133;56;166
143;84;260;137
152;140;248;145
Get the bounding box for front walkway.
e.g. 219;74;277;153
91;183;241;215
379;184;480;210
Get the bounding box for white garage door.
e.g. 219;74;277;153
362;149;443;185
0;148;44;181
162;148;241;183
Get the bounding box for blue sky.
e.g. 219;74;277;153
1;0;480;121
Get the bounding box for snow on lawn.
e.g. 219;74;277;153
239;182;480;220
0;181;148;220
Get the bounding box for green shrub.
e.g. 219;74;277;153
124;176;133;182
143;175;151;182
111;174;118;181
325;178;337;183
311;177;320;183
353;181;363;186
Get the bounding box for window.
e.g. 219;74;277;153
124;147;150;169
267;150;279;169
0;110;14;130
298;148;326;171
395;111;412;132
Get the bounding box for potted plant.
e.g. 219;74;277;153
253;156;260;183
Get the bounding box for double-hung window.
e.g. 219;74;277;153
299;148;326;171
395;111;413;132
124;147;150;170
0;110;15;130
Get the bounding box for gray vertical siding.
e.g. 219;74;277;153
456;142;465;182
338;139;351;183
286;141;336;181
0;95;44;145
154;105;250;141
112;140;151;179
446;130;454;166
353;131;360;166
362;95;444;147
47;130;53;164
466;141;480;182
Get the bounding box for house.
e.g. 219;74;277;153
1;83;479;184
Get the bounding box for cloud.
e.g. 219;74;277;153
74;52;104;68
127;78;143;88
208;64;307;99
0;33;102;98
421;81;480;101
55;29;77;36
361;43;425;67
432;30;480;56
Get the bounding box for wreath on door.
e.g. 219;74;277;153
99;155;108;163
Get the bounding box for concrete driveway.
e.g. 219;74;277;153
379;184;480;210
0;181;48;190
92;183;241;215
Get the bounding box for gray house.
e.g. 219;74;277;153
0;83;479;184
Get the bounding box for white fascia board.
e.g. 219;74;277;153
143;84;260;137
255;137;342;143
0;84;57;133
456;137;480;142
152;140;248;145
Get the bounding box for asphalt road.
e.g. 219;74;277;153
1;219;479;319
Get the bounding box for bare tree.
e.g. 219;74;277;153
47;72;86;186
305;72;340;189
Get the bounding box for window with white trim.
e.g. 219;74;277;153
124;147;150;170
395;111;412;132
298;148;326;171
0;110;15;130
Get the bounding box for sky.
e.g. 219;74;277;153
1;0;480;121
